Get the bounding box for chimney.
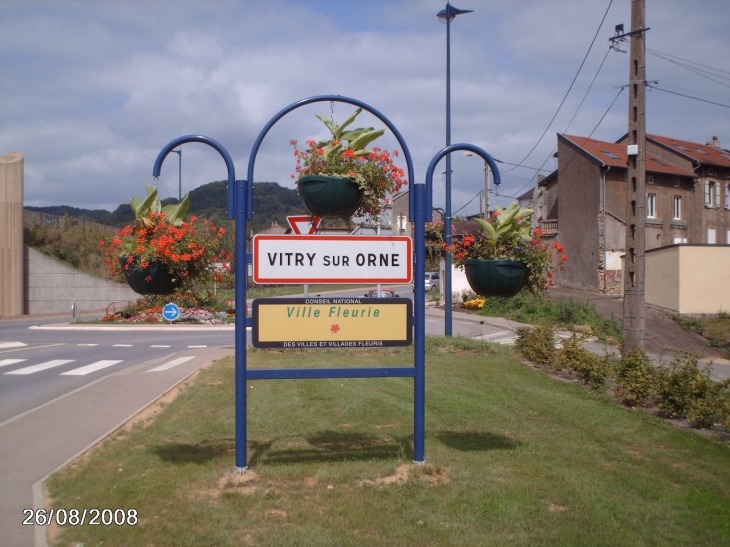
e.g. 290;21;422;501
707;136;721;149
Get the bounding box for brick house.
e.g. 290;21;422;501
537;133;730;292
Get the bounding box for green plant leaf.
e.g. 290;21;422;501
161;193;190;226
334;108;363;137
316;113;336;136
475;218;498;240
348;128;385;152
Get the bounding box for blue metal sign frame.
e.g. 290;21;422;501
152;95;428;471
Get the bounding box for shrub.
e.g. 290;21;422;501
514;323;556;367
655;357;730;428
615;347;657;407
558;334;612;388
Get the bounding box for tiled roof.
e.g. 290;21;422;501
647;134;730;168
562;134;695;177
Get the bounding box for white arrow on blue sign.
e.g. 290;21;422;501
162;303;181;322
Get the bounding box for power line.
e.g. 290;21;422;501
453;190;483;215
647;85;730;108
659;83;730;103
646;47;730;77
510;87;625;198
503;0;614;173
647;50;730;89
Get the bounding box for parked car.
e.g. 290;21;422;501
364;288;399;298
424;272;440;291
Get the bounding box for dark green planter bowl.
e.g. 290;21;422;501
464;258;529;298
121;256;180;295
298;175;364;218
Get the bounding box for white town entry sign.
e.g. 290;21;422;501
252;235;413;284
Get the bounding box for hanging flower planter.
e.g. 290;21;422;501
290;107;407;220
464;258;529;298
121;256;180;295
298;175;364;218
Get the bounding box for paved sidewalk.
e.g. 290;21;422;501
0;347;233;547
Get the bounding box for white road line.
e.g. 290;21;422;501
188;345;207;348
113;344;133;347
473;331;510;340
5;359;75;375
77;343;99;346
0;342;27;349
0;359;27;368
61;360;123;376
150;345;171;348
147;356;196;372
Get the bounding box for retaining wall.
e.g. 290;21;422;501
24;246;138;315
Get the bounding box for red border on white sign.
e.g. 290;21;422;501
287;215;321;235
252;235;413;284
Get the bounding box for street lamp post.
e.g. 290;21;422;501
437;2;473;336
169;147;182;202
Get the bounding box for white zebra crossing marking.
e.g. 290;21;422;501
188;345;207;348
0;359;27;368
61;360;123;376
0;342;26;349
5;360;75;375
113;344;133;347
147;356;196;372
151;345;170;348
77;343;99;346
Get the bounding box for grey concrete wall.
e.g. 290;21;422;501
24;246;138;315
1;152;24;317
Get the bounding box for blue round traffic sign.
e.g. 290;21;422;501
162;303;181;322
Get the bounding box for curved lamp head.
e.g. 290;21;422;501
437;3;473;24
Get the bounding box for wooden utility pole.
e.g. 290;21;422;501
621;0;648;351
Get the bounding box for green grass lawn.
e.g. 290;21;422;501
47;339;730;546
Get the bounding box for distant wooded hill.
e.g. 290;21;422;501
26;181;308;234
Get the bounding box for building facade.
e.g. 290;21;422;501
537;133;730;292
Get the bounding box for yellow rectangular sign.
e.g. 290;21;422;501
252;297;412;348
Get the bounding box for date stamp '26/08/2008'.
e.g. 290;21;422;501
22;508;138;527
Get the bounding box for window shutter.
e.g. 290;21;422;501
704;180;711;206
725;183;730;210
715;182;720;208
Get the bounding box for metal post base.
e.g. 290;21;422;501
234;466;249;475
412;460;425;466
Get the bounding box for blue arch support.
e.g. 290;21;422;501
242;95;427;467
152;97;429;472
152;134;251;471
424;143;502;332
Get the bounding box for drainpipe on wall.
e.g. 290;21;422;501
601;165;610;294
691;162;700;243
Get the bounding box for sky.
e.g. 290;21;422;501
1;0;729;218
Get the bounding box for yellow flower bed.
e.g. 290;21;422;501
463;297;487;309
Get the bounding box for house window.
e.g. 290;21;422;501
707;228;717;244
647;175;655;184
673;196;682;220
673;237;687;244
647;193;657;218
673;178;681;188
726;183;730;210
708;166;716;176
705;180;720;208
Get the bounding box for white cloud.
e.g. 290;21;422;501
1;0;728;217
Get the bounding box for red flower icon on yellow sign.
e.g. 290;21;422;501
330;324;340;334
